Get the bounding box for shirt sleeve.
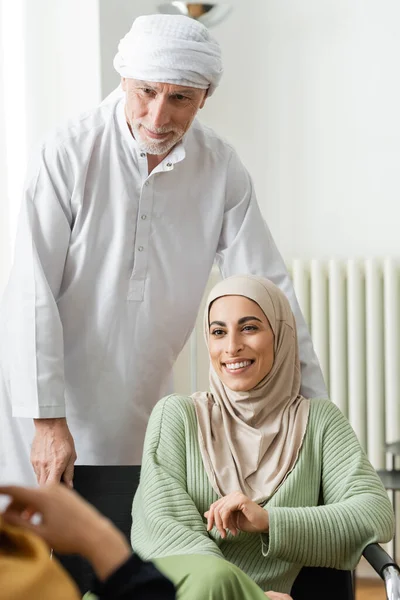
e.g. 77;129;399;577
131;396;224;560
216;149;327;400
90;554;176;600
264;401;394;569
8;141;73;418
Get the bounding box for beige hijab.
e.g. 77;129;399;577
192;275;310;504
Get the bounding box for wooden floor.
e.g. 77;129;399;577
356;579;386;600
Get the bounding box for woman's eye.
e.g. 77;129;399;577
243;325;257;332
211;329;225;336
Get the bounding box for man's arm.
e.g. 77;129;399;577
216;149;327;399
9;141;76;484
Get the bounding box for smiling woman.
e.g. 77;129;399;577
193;275;309;503
208;295;275;392
131;274;394;599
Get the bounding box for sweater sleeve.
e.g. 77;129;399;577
265;400;394;569
131;396;223;560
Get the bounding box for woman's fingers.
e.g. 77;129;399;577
213;504;226;538
220;504;239;535
205;499;228;538
205;498;240;538
225;514;238;536
205;494;245;537
204;506;214;531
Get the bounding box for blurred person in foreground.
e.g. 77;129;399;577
0;484;291;600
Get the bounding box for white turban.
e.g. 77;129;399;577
113;14;223;96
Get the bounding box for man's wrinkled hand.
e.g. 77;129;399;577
31;418;77;488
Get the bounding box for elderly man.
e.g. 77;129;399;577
0;13;325;546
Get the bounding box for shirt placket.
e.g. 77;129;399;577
127;147;183;302
128;152;153;302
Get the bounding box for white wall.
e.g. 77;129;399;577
3;0;398;287
0;0;102;294
0;1;10;293
24;0;102;151
99;0;400;261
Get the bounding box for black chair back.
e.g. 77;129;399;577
58;465;140;593
291;565;353;600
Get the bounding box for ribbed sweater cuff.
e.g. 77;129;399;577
265;506;313;563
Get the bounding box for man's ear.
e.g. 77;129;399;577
121;77;127;91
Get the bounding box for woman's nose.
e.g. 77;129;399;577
225;334;244;356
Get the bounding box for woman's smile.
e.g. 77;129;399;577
222;359;255;375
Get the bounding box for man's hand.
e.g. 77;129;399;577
31;418;77;488
265;593;293;599
0;484;131;581
204;491;269;538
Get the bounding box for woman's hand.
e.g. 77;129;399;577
265;593;293;599
0;484;131;581
204;491;269;538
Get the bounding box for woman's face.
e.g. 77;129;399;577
208;295;275;392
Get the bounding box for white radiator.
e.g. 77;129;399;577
173;259;400;469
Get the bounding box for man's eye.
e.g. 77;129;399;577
174;94;187;101
142;88;153;94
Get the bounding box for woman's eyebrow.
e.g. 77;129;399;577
209;320;226;328
209;316;263;328
238;316;263;325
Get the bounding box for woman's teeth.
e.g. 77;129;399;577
225;360;252;371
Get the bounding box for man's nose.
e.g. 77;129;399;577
149;96;171;130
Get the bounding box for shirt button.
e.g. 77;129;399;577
144;181;149;187
138;246;144;252
166;162;173;168
140;152;146;158
141;214;147;220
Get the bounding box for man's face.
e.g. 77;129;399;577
121;78;207;156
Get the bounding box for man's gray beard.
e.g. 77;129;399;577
131;122;183;156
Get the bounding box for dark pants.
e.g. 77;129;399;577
57;465;141;594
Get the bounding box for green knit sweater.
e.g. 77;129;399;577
131;395;394;593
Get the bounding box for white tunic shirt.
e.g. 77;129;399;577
0;97;326;479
